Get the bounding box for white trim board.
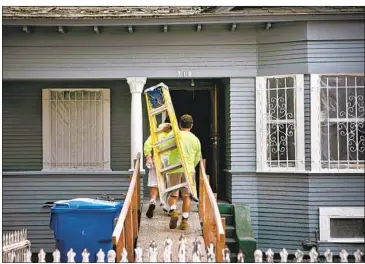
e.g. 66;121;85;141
319;207;365;243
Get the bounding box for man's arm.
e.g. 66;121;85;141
143;136;153;159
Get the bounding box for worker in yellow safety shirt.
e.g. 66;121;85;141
144;117;172;218
166;114;201;230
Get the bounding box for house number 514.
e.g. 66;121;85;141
177;70;192;78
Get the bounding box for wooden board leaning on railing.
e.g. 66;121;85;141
198;159;226;262
112;153;141;263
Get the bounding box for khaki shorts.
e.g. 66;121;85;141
147;157;169;188
167;173;194;197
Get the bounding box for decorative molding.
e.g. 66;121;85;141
93;25;100;33
231;23;237;31
22;25;31;33
127;77;147;94
58;25;66;34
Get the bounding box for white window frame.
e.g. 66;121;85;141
256;74;305;173
42;88;111;171
311;74;365;173
319;207;364;243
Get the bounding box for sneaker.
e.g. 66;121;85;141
169;210;179;229
180;217;189;230
146;200;156;219
162;204;170;214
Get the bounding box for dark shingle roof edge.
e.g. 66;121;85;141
2;6;364;20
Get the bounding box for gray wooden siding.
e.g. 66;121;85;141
229;78;256;172
257;22;308;76
257;41;308;76
2;81;135;252
230;173;259;240
304;74;311;171
2;81;131;171
230;172;364;252
230;173;309;251
306;21;364;74
308;174;365;253
2;174;130;252
307;40;364;74
3;25;257;80
224;78;232;202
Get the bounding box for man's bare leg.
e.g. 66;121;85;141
180;191;191;230
167;173;181;229
168;191;179;229
146;187;158;219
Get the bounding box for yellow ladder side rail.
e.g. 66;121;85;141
144;91;167;195
161;88;198;199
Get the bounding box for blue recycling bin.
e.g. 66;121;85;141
50;198;123;263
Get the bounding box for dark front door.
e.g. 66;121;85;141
170;84;225;198
170;89;212;192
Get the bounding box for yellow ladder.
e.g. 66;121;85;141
144;82;198;205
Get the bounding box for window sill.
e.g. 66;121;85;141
311;168;365;173
256;169;307;173
319;239;365;244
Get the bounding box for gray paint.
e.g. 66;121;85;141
2;174;130;252
230;172;364;252
2;80;131;171
3;25;257;80
304;74;311;171
2;81;136;252
3;19;365;254
257;21;364;76
308;174;365;253
228;78;256;172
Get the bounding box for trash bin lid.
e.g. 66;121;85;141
53;198;123;210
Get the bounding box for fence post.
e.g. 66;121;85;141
216;218;226;262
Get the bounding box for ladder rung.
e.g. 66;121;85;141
150;105;167;116
160;163;183;174
160;182;189;195
155;136;175;147
156;125;167;134
158;143;177;154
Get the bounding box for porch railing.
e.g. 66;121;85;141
198;159;226;262
112;153;141;263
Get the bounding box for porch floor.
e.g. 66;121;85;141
137;199;206;262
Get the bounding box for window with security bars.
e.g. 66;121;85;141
256;75;305;172
42;89;110;171
311;75;365;171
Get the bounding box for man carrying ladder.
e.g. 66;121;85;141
144;83;201;230
166;114;201;230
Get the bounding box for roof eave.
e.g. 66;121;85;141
2;13;364;26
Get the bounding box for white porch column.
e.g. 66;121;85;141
127;77;147;171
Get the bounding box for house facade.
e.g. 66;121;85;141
2;6;364;254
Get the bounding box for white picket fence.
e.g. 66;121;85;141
2;230;31;263
3;232;364;263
